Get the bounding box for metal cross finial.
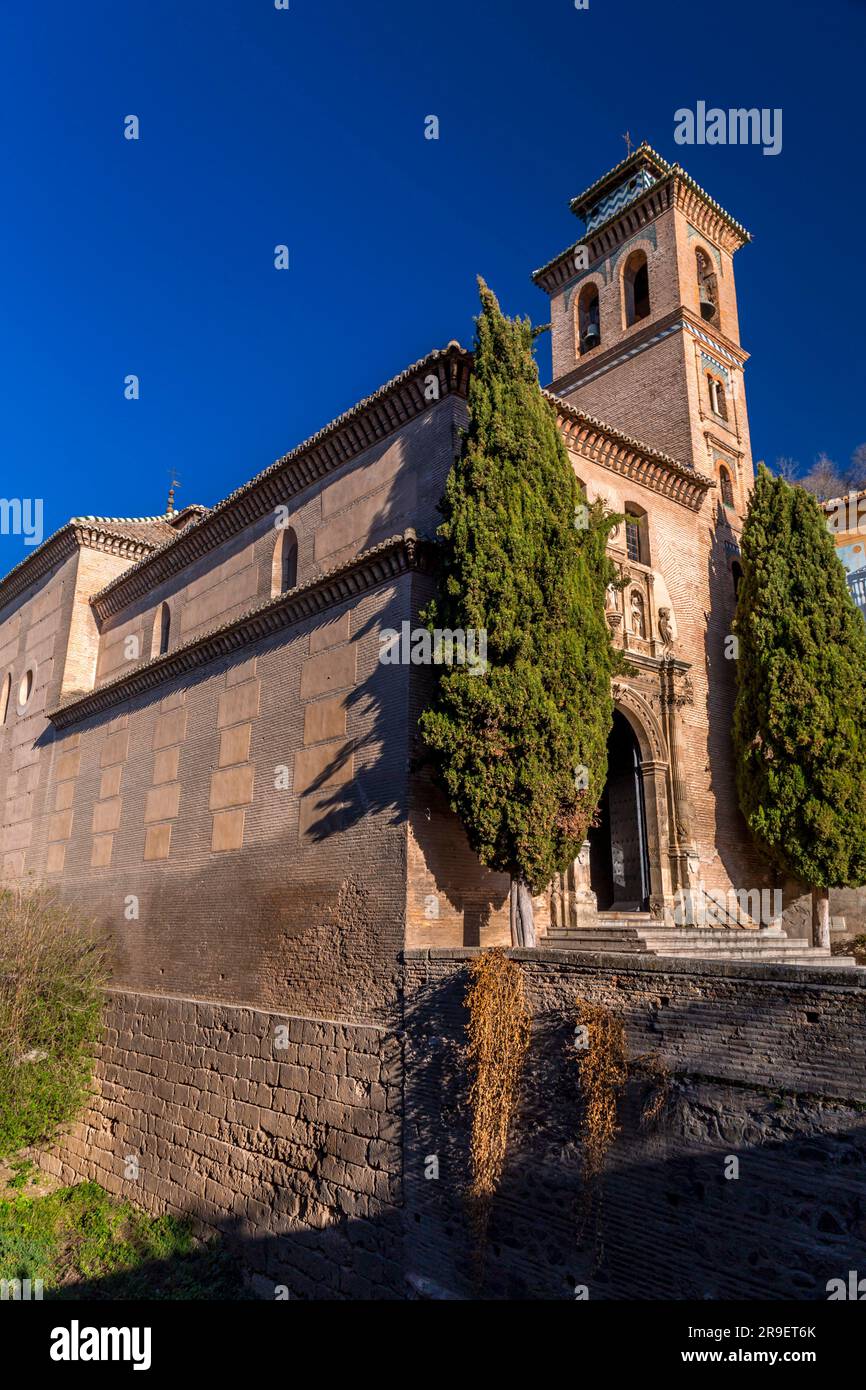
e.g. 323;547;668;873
622;130;634;158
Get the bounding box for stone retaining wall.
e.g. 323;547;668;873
402;949;866;1300
34;951;866;1301
36;988;404;1300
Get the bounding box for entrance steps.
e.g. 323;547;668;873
546;913;857;968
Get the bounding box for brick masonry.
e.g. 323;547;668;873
33;949;866;1300
403;949;866;1300
36;988;404;1300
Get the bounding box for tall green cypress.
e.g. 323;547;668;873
732;465;866;944
419;280;622;946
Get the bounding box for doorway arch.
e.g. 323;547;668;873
589;709;651;911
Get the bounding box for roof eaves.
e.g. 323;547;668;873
544;389;715;493
568;143;672;216
50;529;435;729
0;520;161;618
90;342;470;611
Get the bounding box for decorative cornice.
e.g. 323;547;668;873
682;314;748;368
0;522;159;619
569;144;672;220
670;170;751;249
549;308;747;405
89;344;471;621
545;391;714;510
49;531;435;729
533;180;675;294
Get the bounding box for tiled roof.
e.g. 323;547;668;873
70;515;189;546
569;143;671;218
822;489;866;512
0;506;208;617
89;343;472;617
533;145;751;288
2;331;717;627
0;343;470;621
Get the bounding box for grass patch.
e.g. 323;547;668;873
0;887;109;1158
0;1180;245;1299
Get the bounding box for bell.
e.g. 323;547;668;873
699;286;716;320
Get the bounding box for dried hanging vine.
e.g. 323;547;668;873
464;949;530;1279
571;999;628;1255
632;1051;672;1130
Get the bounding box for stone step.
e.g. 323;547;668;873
548;927;641;937
544;921;857;967
547;935;650;952
638;932;827;949
638;936;800;950
554;928;794;947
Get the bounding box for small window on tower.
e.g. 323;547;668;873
708;374;728;421
624;251;650;326
719;465;735;509
578;283;601;353
732;560;743;599
696;248;719;326
624;504;650;565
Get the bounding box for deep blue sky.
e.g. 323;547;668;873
1;0;864;574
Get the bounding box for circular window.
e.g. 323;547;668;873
17;668;34;710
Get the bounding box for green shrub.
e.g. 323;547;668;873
0;1180;244;1299
0;888;109;1158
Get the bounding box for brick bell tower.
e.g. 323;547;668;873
532;144;754;509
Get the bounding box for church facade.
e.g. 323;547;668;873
1;147;841;1012
3;144;856;1285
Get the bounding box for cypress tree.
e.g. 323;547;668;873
419;280;622;946
732;464;866;945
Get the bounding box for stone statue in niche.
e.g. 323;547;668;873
658;606;675;649
605;583;617;612
550;875;565;932
630;588;645;638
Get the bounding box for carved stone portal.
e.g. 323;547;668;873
554;839;598;929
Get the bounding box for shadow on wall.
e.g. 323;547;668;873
46;1089;866;1303
36;1206;406;1301
265;429;436;849
403;968;866;1301
703;500;778;912
33;586;417;1019
306;574;512;947
406;769;510;946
